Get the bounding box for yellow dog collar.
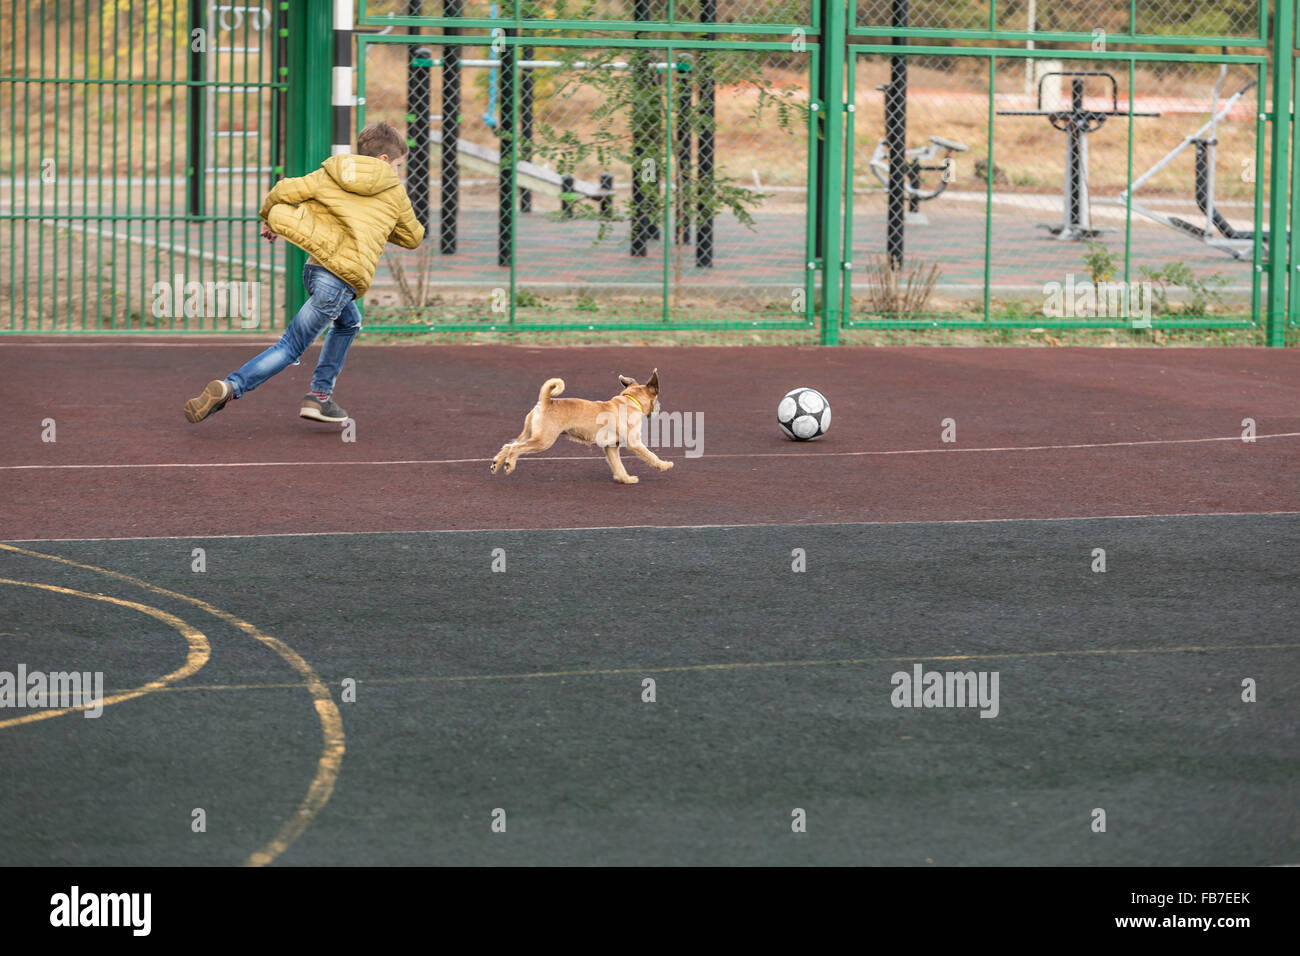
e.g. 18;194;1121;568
622;393;644;414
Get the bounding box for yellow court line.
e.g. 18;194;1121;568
0;543;343;869
100;640;1300;696
0;579;210;729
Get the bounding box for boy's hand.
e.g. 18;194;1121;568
261;224;277;243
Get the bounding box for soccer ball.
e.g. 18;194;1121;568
777;387;831;441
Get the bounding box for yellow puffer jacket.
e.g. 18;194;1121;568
258;154;425;296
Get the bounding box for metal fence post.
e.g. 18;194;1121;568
284;0;333;320
1290;26;1300;336
186;0;206;218
1267;0;1293;346
818;0;846;344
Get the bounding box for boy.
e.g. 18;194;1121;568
184;121;425;424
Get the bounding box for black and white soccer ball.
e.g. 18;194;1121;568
777;387;831;441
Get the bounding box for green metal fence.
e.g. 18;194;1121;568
842;47;1270;337
0;0;292;333
355;31;820;338
2;0;1295;344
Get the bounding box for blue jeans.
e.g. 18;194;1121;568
226;265;360;398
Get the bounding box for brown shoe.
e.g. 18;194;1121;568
299;393;349;423
184;379;232;423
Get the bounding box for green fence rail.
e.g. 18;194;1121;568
1;0;1294;344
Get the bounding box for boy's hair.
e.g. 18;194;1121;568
356;121;408;159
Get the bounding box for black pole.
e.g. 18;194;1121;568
885;0;908;269
1193;140;1210;217
675;58;692;245
407;42;432;229
630;0;653;257
440;0;461;255
497;29;515;267
600;172;614;219
561;174;574;219
1066;77;1083;233
695;0;716;268
187;0;205;216
520;46;534;214
648;71;661;245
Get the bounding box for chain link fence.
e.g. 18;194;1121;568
845;49;1269;344
357;34;816;342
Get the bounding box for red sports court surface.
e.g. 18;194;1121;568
1;341;1297;541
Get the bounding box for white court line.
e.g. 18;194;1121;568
5;511;1298;544
3;431;1298;472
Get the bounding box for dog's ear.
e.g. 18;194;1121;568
646;368;659;391
618;374;637;387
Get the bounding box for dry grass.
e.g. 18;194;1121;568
861;255;941;316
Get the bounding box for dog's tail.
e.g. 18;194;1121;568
538;378;565;406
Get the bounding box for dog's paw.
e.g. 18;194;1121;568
489;460;499;474
616;474;639;484
657;460;674;471
504;461;516;475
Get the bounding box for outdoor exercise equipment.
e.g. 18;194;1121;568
1118;66;1262;260
998;71;1159;240
868;135;968;225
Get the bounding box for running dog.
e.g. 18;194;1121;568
490;370;673;484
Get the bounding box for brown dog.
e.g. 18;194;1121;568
490;370;674;484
